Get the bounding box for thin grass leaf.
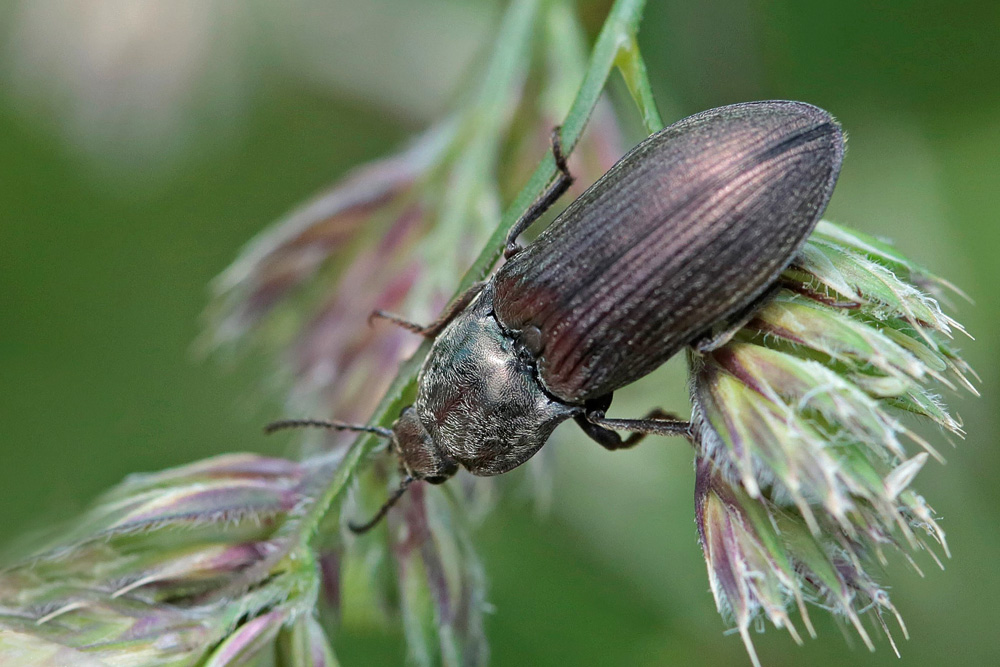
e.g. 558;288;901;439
750;293;927;382
813;221;968;300
277;615;340;667
203;608;290;667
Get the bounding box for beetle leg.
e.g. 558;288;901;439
693;284;783;353
370;281;486;338
574;414;625;449
504;126;575;259
576;408;691;450
778;275;862;308
348;475;415;534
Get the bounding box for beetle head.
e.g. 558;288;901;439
342;407;458;535
391;406;458;484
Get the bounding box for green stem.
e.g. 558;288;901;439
540;0;590;118
616;35;665;134
293;0;653;548
422;0;542;296
467;0;650;283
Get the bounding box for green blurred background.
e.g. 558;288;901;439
1;1;997;665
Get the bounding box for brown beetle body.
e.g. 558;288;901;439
391;101;843;482
269;101;845;532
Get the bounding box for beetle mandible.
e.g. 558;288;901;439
268;100;845;531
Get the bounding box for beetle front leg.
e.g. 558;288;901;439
575;408;692;450
504;126;575;259
370;281;486;338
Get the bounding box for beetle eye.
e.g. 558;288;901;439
423;475;449;485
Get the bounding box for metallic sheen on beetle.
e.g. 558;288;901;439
267;100;845;532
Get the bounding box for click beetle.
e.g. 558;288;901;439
268;100;845;531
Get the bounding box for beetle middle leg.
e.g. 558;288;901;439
503;126;575;259
576;408;692;450
370;281;486;338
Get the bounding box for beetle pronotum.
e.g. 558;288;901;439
268;101;845;532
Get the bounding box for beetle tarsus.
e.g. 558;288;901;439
348;476;415;534
503;126;576;260
550;125;572;178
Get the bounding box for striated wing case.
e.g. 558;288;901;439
493;101;844;404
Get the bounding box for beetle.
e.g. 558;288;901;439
267;100;845;532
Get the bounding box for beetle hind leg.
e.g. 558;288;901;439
693;284;783;353
504;126;575;259
576;408;692;450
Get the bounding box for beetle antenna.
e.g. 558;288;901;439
348;476;415;534
264;418;392;438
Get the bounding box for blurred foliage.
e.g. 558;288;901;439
1;0;997;665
